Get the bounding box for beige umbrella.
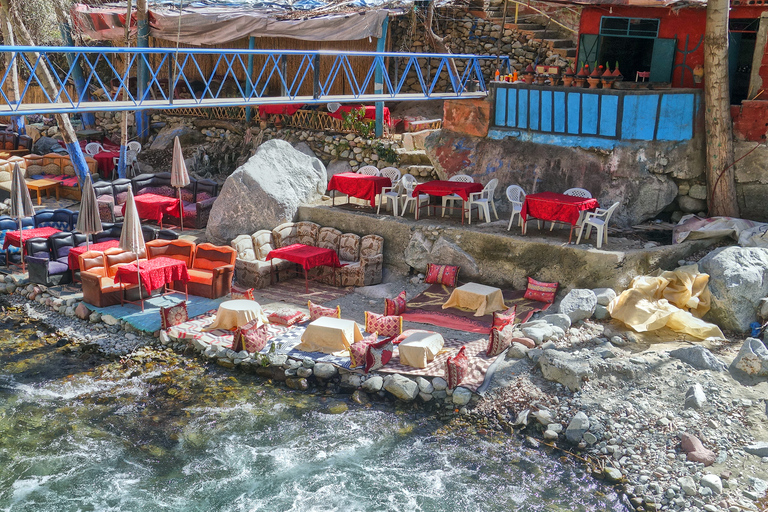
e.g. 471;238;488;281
170;136;190;230
119;187;147;310
10;163;35;273
75;174;103;251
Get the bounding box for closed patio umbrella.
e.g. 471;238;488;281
119;187;146;309
75;174;102;251
10;163;35;273
170;136;190;231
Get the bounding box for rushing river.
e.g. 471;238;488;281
0;313;629;511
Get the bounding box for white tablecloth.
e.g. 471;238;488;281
299;317;363;355
206;299;268;330
397;331;445;368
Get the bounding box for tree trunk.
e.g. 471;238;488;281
704;0;740;217
425;3;461;91
117;0;133;179
0;0;25;134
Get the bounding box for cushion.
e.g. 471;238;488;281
524;277;558;303
364;311;403;338
492;305;516;330
194;257;224;271
230;286;255;301
487;325;515;357
445;346;468;389
308;300;341;321
160;302;188;330
384;290;407;316
425;263;459;287
349;331;378;368
364;336;394;373
268;308;306;327
233;320;269;353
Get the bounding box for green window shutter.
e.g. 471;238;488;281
650;38;677;82
577;34;600;69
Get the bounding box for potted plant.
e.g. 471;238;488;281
575;63;589;88
562;65;575;87
587;63;602;89
522;64;535;85
601;63;615;89
612;62;624;84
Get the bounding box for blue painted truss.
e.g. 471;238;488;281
0;46;505;115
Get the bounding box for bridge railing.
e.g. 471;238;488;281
0;46;501;115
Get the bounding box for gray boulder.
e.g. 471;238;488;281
699;247;768;332
383;374;419;401
538;349;592;391
565;412;590;443
206;139;327;244
684;383;707;409
361;375;383;393
593;288;617;306
558;289;598;322
313;362;337;380
669;345;726;371
744;442;768;457
150;125;205;151
293;142;317;159
540;313;571;332
403;233;480;279
729;337;768;378
452;387;472;405
522;323;565;345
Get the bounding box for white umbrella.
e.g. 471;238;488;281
119;187;147;310
75;174;103;251
10;163;35;273
170;136;190;231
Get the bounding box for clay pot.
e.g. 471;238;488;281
574;78;586;88
535;75;547;85
601;78;614;89
522;73;534;85
587;77;601;89
561;76;574;87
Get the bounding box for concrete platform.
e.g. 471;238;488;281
298;204;719;292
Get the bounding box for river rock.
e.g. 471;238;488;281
415;377;433;394
507;343;529;359
383;374;419;401
532;409;554;425
729;337;768;378
698;247;768;332
558;289;597;322
684;383;707;409
340;373;362;389
285;377;309;391
565;411;590;443
432;377;447;391
101;314;119;326
538;349;592;391
314;362;337;380
206;139;327;244
361;375;383;393
669;346;726;371
679;476;698;495
681;432;716;466
540;313;571;331
744;442;768;457
351;390;370;405
149;124;205;151
522;324;565;344
593;304;610;320
701;474;722;494
593;288;617;306
75;302;90;320
452;387;472;405
266;353;288;367
604;467;623;483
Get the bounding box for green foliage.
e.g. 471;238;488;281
373;142;399;165
341;107;374;138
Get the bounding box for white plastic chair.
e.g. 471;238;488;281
441;174;474;217
466;179;499;224
127;141;142;153
357;165;380;176
550;187;593;231
111;149;140;180
576;202;620;248
84;142;105;156
506;185;526;230
377;167;402;216
400;174;429;218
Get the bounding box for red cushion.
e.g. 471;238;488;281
308;300;340;321
445;346;468;389
523;277;558;303
425;263;459;287
384;290;407;316
487;326;514;357
364;311;402;338
364;336;394;373
160;302;188;330
233;320;269;353
230;286;254;301
268;309;306;326
349;332;378;368
492;305;516;330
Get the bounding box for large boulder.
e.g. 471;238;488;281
538;349;592;391
729;337;768;378
698;246;768;332
669;346;726;372
558;289;597;322
403;233;480;279
206;139;327;244
150;125;205;151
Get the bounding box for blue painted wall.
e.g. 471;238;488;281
493;84;699;146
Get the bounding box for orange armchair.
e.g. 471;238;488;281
183;243;236;298
79;251;125;307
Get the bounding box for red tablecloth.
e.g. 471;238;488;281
266;244;341;271
327;172;391;208
328;105;392;127
125;193;181;223
94;151;120;177
521;192;600;226
114;256;190;291
3;227;61;251
412;181;483;201
258;104;305;117
68;239;121;271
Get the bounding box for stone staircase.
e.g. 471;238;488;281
492;21;577;59
396;129;439;180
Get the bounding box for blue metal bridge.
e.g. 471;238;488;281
0;46;503;116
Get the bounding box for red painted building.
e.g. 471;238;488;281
556;0;768;140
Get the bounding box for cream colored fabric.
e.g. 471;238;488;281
397;331;445;368
442;282;507;317
607;265;723;340
299;317;363;355
206;299;268;331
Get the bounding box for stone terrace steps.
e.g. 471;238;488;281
492;20;578;60
395;148;432;166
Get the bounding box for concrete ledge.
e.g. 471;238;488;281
298;205;718;292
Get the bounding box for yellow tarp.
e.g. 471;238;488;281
607;265;724;340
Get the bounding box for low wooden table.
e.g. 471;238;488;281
27;179;60;205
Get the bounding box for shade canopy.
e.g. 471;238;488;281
119;187;146;255
171;136;191;189
76;174;103;236
10;163;34;220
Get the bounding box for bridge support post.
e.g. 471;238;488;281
246;37;255;123
375;16;389;138
137;0;150;141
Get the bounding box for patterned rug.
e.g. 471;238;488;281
400;283;552;334
251;279;353;306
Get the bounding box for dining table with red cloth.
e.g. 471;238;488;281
411;180;484;222
124;193;181;225
3;227;61;251
113;256;190;292
328;105;392;127
266;243;342;292
94;150;120;178
327;172;391;208
520;191;600;241
68;239;121;272
258;104;305;117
